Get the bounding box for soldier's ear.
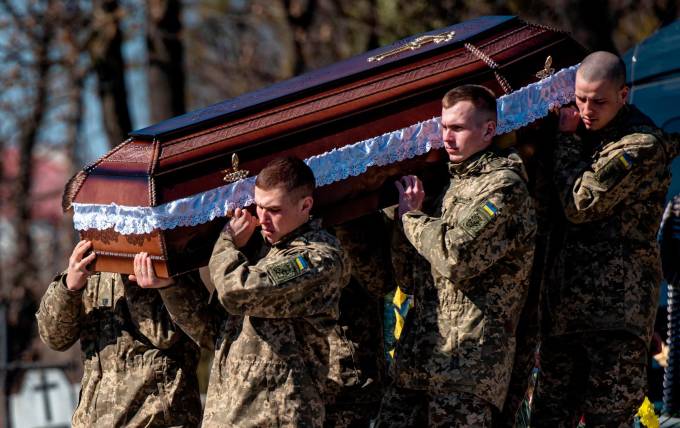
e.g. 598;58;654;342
619;85;629;104
300;195;314;215
483;120;496;142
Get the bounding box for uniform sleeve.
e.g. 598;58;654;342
389;211;425;295
208;232;349;318
35;273;84;351
402;172;535;284
553;132;667;223
334;212;392;297
158;272;217;350
124;275;186;350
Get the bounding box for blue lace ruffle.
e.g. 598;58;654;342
496;65;578;134
73;64;578;234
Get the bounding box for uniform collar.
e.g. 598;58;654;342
448;147;495;177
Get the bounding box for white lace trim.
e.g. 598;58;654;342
496;65;578;134
73;64;578;234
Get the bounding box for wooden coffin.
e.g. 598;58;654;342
66;15;585;277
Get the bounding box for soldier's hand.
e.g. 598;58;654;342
226;207;259;248
130;252;174;289
558;105;581;133
65;240;96;291
396;175;425;218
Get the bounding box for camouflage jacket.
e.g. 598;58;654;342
328;214;393;408
161;219;350;428
393;147;537;409
36;272;202;428
546;104;676;344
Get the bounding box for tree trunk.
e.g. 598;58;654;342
283;0;318;75
90;0;132;148
60;31;86;269
146;0;185;122
11;25;51;291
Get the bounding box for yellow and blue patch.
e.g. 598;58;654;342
482;201;498;217
461;199;499;238
294;255;309;270
267;254;311;285
617;152;634;169
595;150;634;188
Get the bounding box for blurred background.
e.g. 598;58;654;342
0;1;678;426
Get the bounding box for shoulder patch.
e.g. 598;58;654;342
460;200;498;238
594;151;634;188
266;255;311;285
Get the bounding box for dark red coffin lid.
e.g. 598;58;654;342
131;15;517;141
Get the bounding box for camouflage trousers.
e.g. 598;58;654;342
324;401;380;428
374;386;494;427
532;331;647;428
498;317;540;427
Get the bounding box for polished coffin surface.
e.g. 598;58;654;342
68;15;585;277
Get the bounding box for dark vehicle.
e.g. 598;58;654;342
623;19;680;198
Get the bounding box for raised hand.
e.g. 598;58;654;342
65;240;97;291
558;105;581;133
226;207;259;248
395;175;425;219
129;252;174;289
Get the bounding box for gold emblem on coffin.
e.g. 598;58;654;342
368;30;456;62
535;56;555;79
222;153;249;183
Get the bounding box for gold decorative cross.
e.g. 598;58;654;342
368;31;456;63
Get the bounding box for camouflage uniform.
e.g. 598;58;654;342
377;387;494;428
500;123;564;426
161;219;350;428
36;271;202;428
534;104;677;427
375;147;537;425
328;214;393;427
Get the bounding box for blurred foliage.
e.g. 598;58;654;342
182;0;679;110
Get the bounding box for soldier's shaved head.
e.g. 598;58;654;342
577;51;627;87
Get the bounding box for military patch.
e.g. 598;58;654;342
266;254;311;285
595;151;634;188
460;200;498;238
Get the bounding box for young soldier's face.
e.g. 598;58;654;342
441;100;495;163
574;73;629;131
254;186;313;243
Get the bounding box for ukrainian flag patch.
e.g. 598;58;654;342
267;254;311;285
617;152;634;169
461;199;499;238
482;201;498;217
595;150;634;188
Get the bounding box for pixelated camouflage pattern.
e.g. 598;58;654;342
501;124;564;426
374;386;494;427
192;218;350;428
327;214;394;427
546;104;674;345
36;272;202;427
532;332;647;427
393;147;537;410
